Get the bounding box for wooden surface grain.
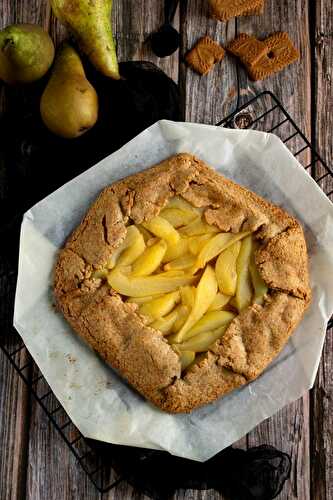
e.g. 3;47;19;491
0;0;332;499
235;3;312;500
310;2;333;500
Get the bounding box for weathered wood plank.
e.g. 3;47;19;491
236;0;312;126
0;351;30;500
311;327;333;500
310;1;333;499
113;0;179;82
26;375;98;500
234;2;312;499
180;0;237;124
247;399;310;500
0;0;51;26
0;273;31;500
105;482;224;500
0;2;45;498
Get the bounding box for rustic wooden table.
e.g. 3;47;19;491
0;1;332;499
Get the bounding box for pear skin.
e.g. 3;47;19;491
0;24;55;84
40;44;98;139
50;0;120;80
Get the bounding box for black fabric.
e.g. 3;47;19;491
0;60;181;243
88;441;291;500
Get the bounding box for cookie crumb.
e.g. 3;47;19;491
69;382;81;389
66;353;77;364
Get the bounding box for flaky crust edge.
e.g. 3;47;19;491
54;153;311;413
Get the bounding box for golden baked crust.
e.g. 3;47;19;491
54;153;311;413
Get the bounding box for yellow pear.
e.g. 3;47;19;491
50;0;120;80
0;24;54;84
40;44;98;138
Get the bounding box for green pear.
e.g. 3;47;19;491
50;0;120;80
40;44;98;139
0;24;55;84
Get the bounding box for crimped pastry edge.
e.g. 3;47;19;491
54;153;311;413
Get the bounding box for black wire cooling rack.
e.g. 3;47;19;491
0;90;332;494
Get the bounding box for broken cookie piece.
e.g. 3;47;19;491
227;32;299;81
185;36;225;76
209;0;265;22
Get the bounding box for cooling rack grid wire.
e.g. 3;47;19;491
0;91;332;493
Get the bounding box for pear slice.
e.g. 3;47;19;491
165;196;202;215
164;253;196;271
188;234;214;255
174;325;229;353
150;307;180;335
180;286;195;309
136;225;153;242
171;305;189;333
249;244;268;305
181;310;235;341
117;227;145;266
142;216;180;246
159;208;197;228
172;265;217;342
215;240;241;296
179;351;196;371
107;267;195;297
160;270;186;277
235;235;253;311
50;0;120;79
139;291;180;323
127;295;160;304
131;239;167;277
126;295;156;305
146;237;159;247
208;292;231;311
179;218;220;236
249;262;268;305
193;231;250;272
107;246;124;269
107;225;142;269
92;269;109;279
162;237;188;263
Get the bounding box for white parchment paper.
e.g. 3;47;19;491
14;121;333;461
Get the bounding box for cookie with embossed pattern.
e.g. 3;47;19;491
227;32;299;81
209;0;265;22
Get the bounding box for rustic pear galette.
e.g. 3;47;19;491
54;153;311;413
